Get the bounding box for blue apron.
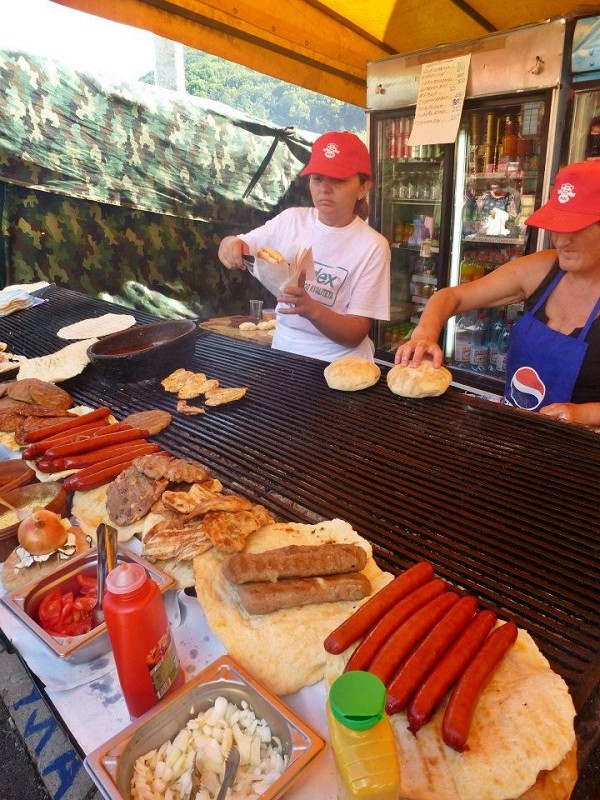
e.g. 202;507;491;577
504;269;600;410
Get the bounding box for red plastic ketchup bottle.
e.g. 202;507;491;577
103;562;184;718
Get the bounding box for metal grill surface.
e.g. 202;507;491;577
1;286;599;748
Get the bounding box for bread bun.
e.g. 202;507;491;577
2;526;90;591
17;509;69;555
387;361;452;398
256;246;287;265
324;356;381;391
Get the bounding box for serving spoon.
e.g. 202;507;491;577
95;522;117;623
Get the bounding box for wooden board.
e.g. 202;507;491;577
200;316;274;346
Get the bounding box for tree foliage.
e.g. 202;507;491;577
143;49;366;135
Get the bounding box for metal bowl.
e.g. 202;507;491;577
1;547;176;663
84;655;326;800
87;320;198;381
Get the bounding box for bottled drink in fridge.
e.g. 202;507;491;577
454;311;474;366
496;317;513;372
469;312;489;371
488;309;507;370
586;113;600;160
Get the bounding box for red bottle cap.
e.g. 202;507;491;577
106;562;146;594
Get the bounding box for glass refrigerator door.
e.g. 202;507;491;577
567;88;600;163
372;114;447;357
446;99;546;387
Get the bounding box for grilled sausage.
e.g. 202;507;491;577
344;578;448;673
442;620;518;751
369;592;459;686
236;572;371;615
63;444;163;491
385;595;478;715
323;561;435;654
21;421;112;459
407;609;497;734
22;407;111;443
38;441;151;473
43;426;148;459
222;543;367;584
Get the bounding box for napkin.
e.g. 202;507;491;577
245;241;316;297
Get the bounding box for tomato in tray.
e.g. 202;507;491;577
37;574;99;637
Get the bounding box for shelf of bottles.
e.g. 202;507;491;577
449;100;545;380
377;116;444;354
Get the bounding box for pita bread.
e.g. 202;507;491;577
324;356;381;391
17;339;97;384
71;484;147;542
325;628;576;800
56;313;136;340
387;361;452;398
193;519;393;696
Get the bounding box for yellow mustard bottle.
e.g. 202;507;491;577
326;670;401;800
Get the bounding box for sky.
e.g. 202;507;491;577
0;0;155;82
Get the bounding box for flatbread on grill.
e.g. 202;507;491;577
324;356;381;391
56;313;136;340
324;628;577;800
194;519;392;696
17;339;97;384
387;361;452;398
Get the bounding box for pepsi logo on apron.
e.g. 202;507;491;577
504;268;600;410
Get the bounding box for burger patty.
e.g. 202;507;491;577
106;466;167;526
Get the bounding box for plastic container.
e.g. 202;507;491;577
103;562;184;718
326;671;400;800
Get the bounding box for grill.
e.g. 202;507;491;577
2;285;599;790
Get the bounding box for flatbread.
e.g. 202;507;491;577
193;519;392;696
324;356;381;391
71;484;146;542
17;339;97;384
325;628;576;800
57;313;136;340
387;361;452;398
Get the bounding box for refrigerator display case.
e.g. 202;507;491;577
565;15;600;165
367;17;566;393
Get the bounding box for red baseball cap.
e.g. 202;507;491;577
526;159;600;232
300;131;372;179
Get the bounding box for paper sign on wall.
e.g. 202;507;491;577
408;54;471;146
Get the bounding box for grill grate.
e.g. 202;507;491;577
2;286;599;719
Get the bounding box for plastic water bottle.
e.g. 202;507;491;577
488;310;507;371
454;311;474;366
495;317;513;373
469;312;489;372
326;671;400;800
103;562;184;718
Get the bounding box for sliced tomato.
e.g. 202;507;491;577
38;589;62;629
73;595;96;612
62;620;91;637
76;573;98;595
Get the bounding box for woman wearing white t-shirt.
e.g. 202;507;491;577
218;131;391;362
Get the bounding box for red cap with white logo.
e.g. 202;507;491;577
300;131;372;179
526;159;600;232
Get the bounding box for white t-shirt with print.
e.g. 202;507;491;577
240;207;390;362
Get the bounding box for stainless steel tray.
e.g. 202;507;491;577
84;654;326;800
1;547;176;663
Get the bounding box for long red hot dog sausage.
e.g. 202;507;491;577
21;421;112;459
368;592;459;686
323;561;435;655
37;440;149;473
344;578;448;673
407;609;497;733
385;595;478;715
441;620;518;752
63;444;162;491
44;427;148;459
23;407;111;443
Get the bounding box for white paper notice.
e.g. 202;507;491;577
408;54;471;146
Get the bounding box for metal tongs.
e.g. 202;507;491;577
95;522;118;622
242;254;255;274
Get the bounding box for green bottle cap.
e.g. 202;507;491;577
329;671;386;731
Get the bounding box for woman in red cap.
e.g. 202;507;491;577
218;131;390;362
395;159;600;427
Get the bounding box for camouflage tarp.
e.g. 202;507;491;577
0;50;315;317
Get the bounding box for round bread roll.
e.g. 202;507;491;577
256;246;287;265
387;361;452;398
324;356;381;392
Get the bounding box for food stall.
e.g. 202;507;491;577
0;284;598;799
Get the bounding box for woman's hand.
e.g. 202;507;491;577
395;336;444;368
218;236;248;270
277;270;317;318
540;401;600;428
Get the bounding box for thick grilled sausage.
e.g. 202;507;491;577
44;426;148;459
407;609;497;733
236;572;371;615
222;544;367;584
63;444;163;491
344;578;448;673
385;595;478;715
22;407;111;443
442;620;518;751
21;421;112;459
323;561;435;654
368;592;459;686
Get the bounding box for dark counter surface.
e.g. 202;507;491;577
1;284;598;797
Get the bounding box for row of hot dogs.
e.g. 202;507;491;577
324;560;518;752
20;407;165;491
